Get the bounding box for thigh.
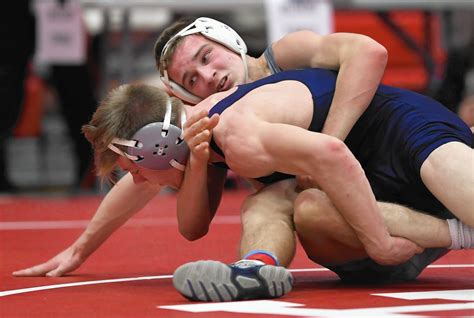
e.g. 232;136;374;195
420;141;474;227
241;178;298;219
294;189;367;263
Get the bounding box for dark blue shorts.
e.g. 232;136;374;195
352;93;473;214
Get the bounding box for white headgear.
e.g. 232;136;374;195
158;17;248;104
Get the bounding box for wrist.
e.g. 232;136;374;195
72;237;96;261
364;233;393;256
188;154;209;170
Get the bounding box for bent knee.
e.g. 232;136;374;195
294;189;333;231
241;180;296;219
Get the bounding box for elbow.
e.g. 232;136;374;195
179;225;209;241
374;44;388;68
319;138;360;172
323;138;348;160
350;35;388;70
365;41;388;69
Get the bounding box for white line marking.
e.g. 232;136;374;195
427;264;474;268
1;264;472;298
0;275;172;297
374;289;474;301
289;268;329;272
159;299;474;317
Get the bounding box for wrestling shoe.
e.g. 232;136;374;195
172;259;294;302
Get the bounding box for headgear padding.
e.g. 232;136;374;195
158;17;248;104
108;98;189;171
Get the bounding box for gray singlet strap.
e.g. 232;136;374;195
263;46;282;75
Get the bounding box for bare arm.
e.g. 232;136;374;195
273;31;387;140
13;173;160;277
225;122;395;264
177;111;227;240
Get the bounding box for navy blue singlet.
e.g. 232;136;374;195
209;68;472;214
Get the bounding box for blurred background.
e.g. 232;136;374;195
2;0;473;195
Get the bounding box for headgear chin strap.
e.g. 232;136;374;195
159;17;248;104
107;99;189;171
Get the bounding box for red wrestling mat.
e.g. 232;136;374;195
1;191;473;317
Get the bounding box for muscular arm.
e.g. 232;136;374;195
176;111;226;241
225;121;394;263
273;31;387;140
13;173;160;276
177;157;227;240
73;173;161;257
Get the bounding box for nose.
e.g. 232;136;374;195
132;173;147;184
198;66;217;85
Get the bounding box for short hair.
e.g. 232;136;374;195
82;84;184;182
153;17;196;76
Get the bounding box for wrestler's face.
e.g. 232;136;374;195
116;157;184;189
167;34;246;100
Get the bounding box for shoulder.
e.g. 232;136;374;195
271;31;325;69
273;30;322;52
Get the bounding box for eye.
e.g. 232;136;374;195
202;50;211;64
189;75;197;87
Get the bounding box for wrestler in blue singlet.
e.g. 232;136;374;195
209;68;471;212
208;66;473;283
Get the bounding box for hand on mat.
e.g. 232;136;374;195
183;109;219;163
12;246;84;277
367;236;424;266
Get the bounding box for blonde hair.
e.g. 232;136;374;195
153;17;195;76
82;84;184;182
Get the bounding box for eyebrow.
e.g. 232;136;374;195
181;44;210;85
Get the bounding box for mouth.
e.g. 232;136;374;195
218;75;229;92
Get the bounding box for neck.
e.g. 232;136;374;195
246;55;271;82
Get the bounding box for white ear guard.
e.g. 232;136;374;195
108;99;189;171
159;17;248;104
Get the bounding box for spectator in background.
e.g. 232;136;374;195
34;0;98;190
0;0;97;192
49;54;98;190
0;1;36;192
434;10;474;127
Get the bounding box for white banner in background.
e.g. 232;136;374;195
264;0;334;44
34;0;86;65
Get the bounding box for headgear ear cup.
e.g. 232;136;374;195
159;17;248;104
108;97;189;171
127;122;189;170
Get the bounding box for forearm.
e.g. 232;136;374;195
177;156;213;240
231;120;394;257
322;40;387;140
73;173;160;258
310;144;391;253
258;127;393;254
